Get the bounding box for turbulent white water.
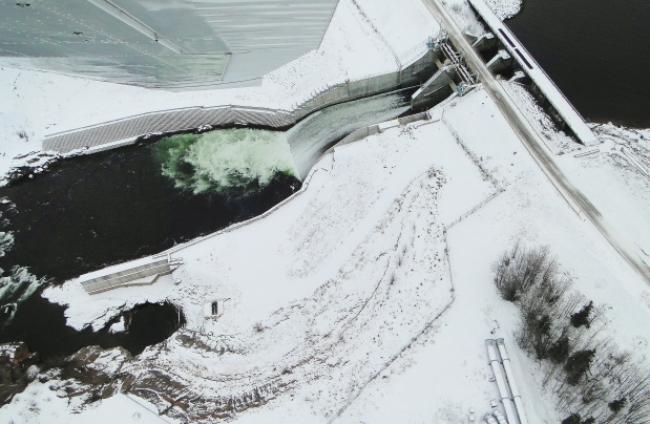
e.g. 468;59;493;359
0;266;42;306
0;266;43;324
0;231;14;257
0;208;44;322
155;129;298;195
156;90;410;190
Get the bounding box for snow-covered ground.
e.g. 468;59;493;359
0;0;438;183
4;383;167;424
441;0;522;36
337;90;650;424
5;87;643;423
3;0;650;423
503;81;650;270
503;82;578;155
557;125;650;266
484;0;523;20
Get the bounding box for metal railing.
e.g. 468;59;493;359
439;40;476;85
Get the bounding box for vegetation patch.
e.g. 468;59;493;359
494;244;650;423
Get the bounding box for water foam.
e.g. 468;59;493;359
154;129;298;195
155;90;410;191
0;202;45;323
0;266;44;324
0;232;14;257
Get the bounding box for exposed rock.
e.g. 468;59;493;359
0;341;39;405
55;345;132;403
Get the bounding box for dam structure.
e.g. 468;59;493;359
0;0;339;89
42;49;441;155
469;0;598;146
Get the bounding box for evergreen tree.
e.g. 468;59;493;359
564;349;595;385
570;301;594;329
561;414;581;424
608;397;627;414
548;334;571;364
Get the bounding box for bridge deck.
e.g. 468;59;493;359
469;0;598;146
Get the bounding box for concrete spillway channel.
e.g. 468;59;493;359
486;338;529;424
42;49;441;156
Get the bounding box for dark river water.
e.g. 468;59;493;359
0;140;298;281
0;136;299;359
508;0;650;128
2;299;183;360
0;88;414;360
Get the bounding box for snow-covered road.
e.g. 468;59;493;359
421;0;650;285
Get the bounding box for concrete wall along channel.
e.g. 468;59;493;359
43;50;438;154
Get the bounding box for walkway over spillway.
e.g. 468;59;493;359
469;0;598;146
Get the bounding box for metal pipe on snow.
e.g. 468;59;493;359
486;340;519;424
497;339;529;424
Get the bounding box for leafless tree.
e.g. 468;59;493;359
493;244;650;423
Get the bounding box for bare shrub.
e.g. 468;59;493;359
519;303;552;359
493;245;572;359
493;244;556;302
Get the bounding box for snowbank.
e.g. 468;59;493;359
555;124;650;268
502;81;577;154
354;0;437;64
0;382;166;424
485;0;523;20
441;0;523;36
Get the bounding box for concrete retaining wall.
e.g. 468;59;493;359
44;106;295;154
43;50;437;154
80;258;172;295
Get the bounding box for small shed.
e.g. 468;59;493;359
203;298;230;319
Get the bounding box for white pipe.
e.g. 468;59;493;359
497;339;529;424
486;340;519;424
